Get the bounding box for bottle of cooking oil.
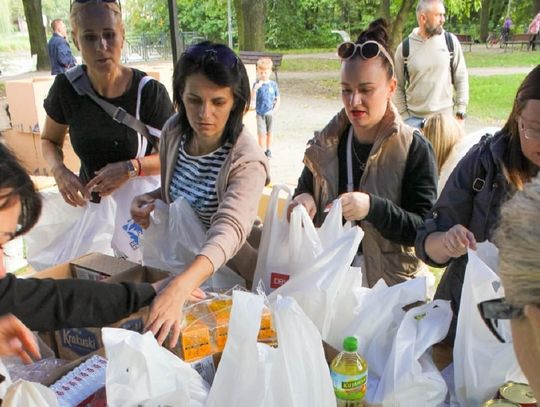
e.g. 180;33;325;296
330;336;368;406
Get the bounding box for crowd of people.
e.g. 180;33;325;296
1;0;539;402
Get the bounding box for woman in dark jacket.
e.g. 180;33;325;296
415;65;540;344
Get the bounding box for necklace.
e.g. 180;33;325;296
351;139;367;171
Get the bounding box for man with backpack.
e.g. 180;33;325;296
394;0;469;129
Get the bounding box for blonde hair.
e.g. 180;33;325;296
256;57;273;70
70;0;122;30
422;113;464;172
496;174;540;307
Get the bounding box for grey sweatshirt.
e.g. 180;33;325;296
393;28;469;119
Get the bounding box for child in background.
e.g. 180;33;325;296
252;57;280;158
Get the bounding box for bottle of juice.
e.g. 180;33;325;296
330;336;368;406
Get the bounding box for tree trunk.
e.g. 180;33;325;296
378;0;391;22
233;0;244;49
22;0;49;71
388;0;416;52
239;0;265;50
535;0;540;14
480;0;492;42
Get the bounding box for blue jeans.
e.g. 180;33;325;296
404;116;425;129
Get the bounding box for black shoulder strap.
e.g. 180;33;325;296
65;66;159;151
402;38;410;86
472;134;492;194
444;31;455;86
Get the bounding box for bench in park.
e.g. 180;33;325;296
455;34;473;52
239;51;284;82
504;33;536;50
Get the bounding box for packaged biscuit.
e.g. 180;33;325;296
173;287;277;362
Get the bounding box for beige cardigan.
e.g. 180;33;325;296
159;114;270;273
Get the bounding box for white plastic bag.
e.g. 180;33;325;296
102;327;209;407
336;277;428;404
1;380;59;407
25;189;115;270
207;291;335;407
142;197;245;290
265;295;336;407
269;202;363;339
0;360;12;399
374;300;452;407
453;250;525;407
206;291;276;406
110;176;160;264
252;184;294;293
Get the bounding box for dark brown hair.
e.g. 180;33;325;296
0;143;42;238
172;41;250;145
355;18;394;80
501;65;540;190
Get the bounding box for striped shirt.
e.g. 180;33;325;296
169;137;232;228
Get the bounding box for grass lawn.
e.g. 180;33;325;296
281;58;340;72
468;74;527;121
0;32;30;53
464;49;539;68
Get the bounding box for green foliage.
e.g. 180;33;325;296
0;1;12;34
468;74;527;121
125;0;230;42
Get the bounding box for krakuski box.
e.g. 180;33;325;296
32;253;170;360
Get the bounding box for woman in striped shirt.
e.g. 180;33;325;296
131;42;270;346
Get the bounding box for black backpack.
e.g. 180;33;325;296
402;31;455;87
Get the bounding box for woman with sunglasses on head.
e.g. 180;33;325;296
130;41;270;346
40;0;174;259
0;142;204;362
416;65;540;345
494;174;540;402
288;19;438;287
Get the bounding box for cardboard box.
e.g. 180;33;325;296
256;185;291;220
5;76;54;133
30;175;57;191
30;252;141;281
2;128;80;176
32;254;170;360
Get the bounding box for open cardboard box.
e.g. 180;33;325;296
32;253;170;360
1;128;80;176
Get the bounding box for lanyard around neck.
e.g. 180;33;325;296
346;127;355;192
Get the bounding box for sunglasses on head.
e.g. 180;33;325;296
337;40;395;77
478;297;524;343
184;43;238;70
71;0;121;11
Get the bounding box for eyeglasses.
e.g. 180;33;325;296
478;298;523;343
519;117;540;141
184;43;238;69
70;0;121;11
337;40;395;77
